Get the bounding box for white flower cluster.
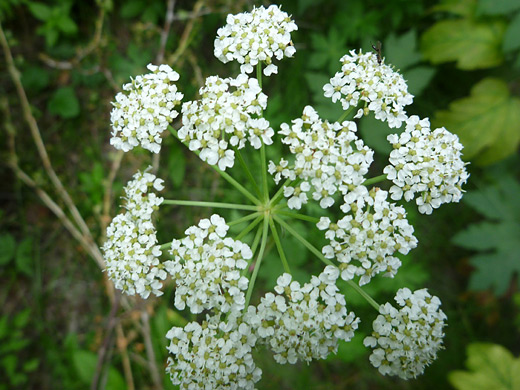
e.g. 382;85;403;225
363;288;447;379
318;186;417;286
323;50;413;128
268;106;374;209
214;4;297;76
102;168;166;298
166;313;262;390
383;116;469;214
110;64;183;153
166;214;251;314
245;266;359;364
179;74;272;170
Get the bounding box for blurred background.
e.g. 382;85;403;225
1;0;519;389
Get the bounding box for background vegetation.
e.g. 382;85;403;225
1;0;519;389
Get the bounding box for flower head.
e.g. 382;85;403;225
102;168;166;298
214;5;297;76
166;313;262;390
245;266;359;364
166;215;251;314
323;50;413;128
383;115;469;214
179;74;271;170
269;106;373;209
318;186;417;285
363;288;447;379
110;64;183;153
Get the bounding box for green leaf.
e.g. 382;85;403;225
13;309;31;329
359;114;394;155
21;65;50;92
168;144;186;188
0;233;16;266
384;30;422;70
56;14;77;35
304;72;343;122
449;343;520;390
403;66;436;96
433;78;520;165
477;0;520;15
22;358;39;373
431;0;477;17
463;176;520;221
452;221;518;251
15;238;33;277
503;12;520;52
73;350;126;390
27;2;52;21
47;87;80;119
421;18;506;70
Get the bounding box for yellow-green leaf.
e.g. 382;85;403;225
431;0;477;17
434;78;520;165
421;18;506;69
449;343;520;390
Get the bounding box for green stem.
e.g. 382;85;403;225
256;63;262;89
250;222;264;257
227;212;261;227
337;103;361;123
346;280;380;311
362;174;388;187
260;141;269;202
162;199;258;211
169;126;261;205
273;215;381;311
269;216;291;274
160;242;171;250
269;177;295;208
236;215;263;241
244;216;270;308
234;147;262;199
275;210;320;224
273;215;334;267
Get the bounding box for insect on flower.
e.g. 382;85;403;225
372;41;383;65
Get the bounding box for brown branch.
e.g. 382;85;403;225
101;150;124;235
170;0;205;65
141;310;163;390
156;0;176;64
0;21;97;249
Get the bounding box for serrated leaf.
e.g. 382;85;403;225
469;244;520;294
431;0;477;17
421;19;506;70
452;221;518;251
0;233;16;266
477;0;520;15
47;87;80;119
449;343;520;390
433;78;520;165
384;30;422;69
403;66;436;96
463;176;520;221
503;13;520;52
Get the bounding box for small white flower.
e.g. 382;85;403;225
323;50;413;128
364;288;447;379
214;5;297;76
383;115;469;214
110;64;183;153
